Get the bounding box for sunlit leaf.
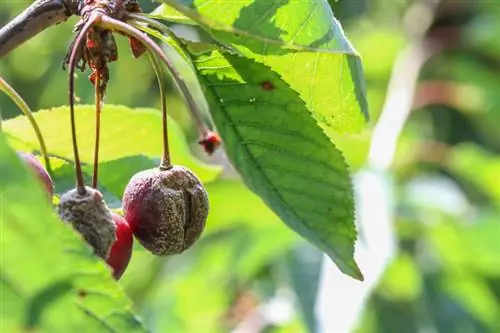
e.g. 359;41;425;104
155;0;368;134
191;50;362;279
2;105;221;185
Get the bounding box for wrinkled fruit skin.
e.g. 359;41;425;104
106;213;133;280
122;166;209;255
58;186;116;259
18;152;54;198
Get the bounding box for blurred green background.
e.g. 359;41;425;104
1;0;500;332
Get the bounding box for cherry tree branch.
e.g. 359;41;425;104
0;0;79;58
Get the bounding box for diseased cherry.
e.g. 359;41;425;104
106;212;133;280
122;165;209;256
18;152;54;198
58;186;116;259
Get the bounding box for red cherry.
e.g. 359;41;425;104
106;213;133;280
18;152;54;198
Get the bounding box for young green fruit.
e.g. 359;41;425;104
58;186;116;259
18;152;54;198
106;213;133;280
122;166;209;255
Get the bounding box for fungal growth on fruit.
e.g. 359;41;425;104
58;186;116;259
106;212;134;280
122;166;209;255
18;152;54;198
122;52;209;256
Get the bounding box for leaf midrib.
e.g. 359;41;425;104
205;78;349;267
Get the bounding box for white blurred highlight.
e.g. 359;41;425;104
315;169;396;333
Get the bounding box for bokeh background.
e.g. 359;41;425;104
1;0;500;332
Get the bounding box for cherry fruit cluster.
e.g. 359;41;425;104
19;150;209;280
15;0;222;281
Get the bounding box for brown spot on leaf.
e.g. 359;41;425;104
261;81;274;91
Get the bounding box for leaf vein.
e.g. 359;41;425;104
232;120;327;148
241;139;341;173
258;162;345;192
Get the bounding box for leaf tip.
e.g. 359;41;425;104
327;251;364;281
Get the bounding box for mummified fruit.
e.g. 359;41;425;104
106;213;133;280
122;166;209;255
18;152;54;198
58;186;116;259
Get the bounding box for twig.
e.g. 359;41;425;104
368;41;438;169
0;0;78;58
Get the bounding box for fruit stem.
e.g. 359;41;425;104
68;14;101;195
148;53;171;169
97;16;209;139
127;15;213;141
92;73;102;188
0;76;52;175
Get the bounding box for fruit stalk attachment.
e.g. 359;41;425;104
67;13;102;194
126;14;222;154
92;74;103;188
149;52;171;169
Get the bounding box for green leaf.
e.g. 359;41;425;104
448;143;500;206
155;0;368;134
191;50;362;280
2;105;221;184
442;274;500;327
0;133;147;332
379;253;422;302
285;243;323;333
157;0;356;53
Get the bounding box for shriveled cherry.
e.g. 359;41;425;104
122;165;209;256
106;213;133;280
18;152;54;198
58;186;116;259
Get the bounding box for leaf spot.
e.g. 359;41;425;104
78;289;87;298
261;81;274;91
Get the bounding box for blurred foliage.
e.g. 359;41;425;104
0;133;147;332
1;0;500;332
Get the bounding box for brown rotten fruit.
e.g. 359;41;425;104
122;166;209;255
58;186;116;259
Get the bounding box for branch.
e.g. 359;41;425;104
368;40;439;169
0;0;78;58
